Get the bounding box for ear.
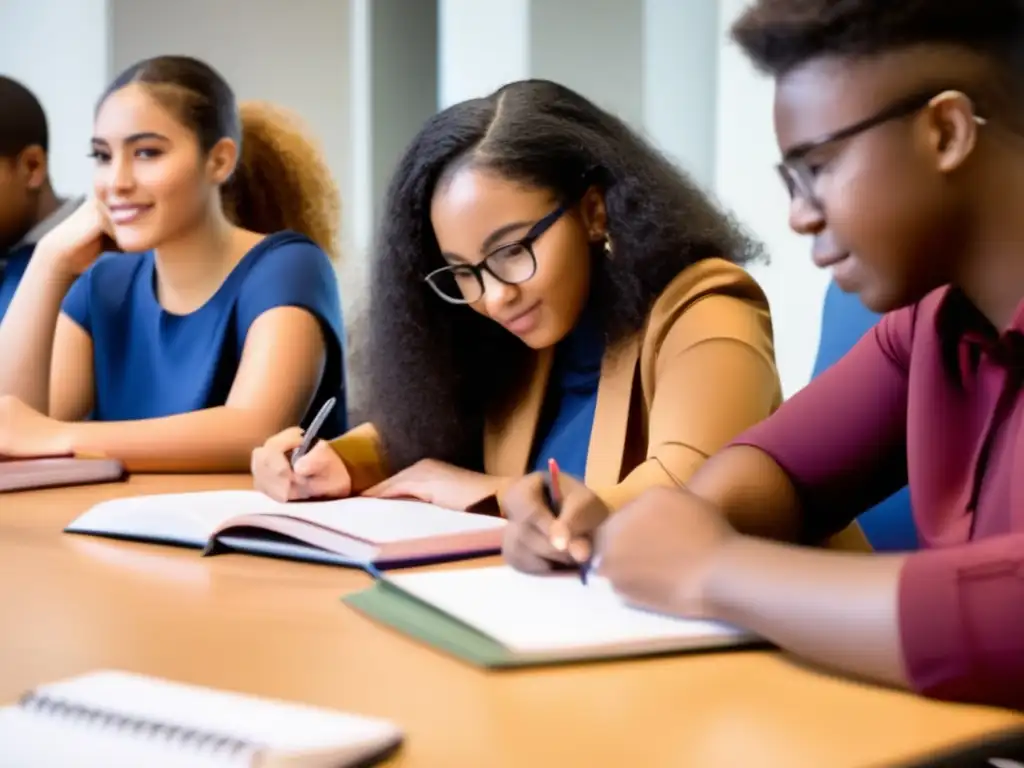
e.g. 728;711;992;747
205;136;239;186
15;145;48;191
925;90;983;174
579;185;608;242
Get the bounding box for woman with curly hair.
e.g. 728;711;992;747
252;79;810;533
0;55;345;472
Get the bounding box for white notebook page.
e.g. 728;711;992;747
386;565;752;656
277;497;506;542
66;491;505;546
64;491;281;546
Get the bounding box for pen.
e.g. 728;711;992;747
542;457;563;516
290;396;337;468
543;458;589;584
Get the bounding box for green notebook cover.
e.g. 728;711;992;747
343;581;533;668
342;580;764;669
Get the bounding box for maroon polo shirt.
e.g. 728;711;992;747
732;286;1024;709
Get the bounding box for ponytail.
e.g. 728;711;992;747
223;101;342;260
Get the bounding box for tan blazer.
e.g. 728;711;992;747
329;258;868;550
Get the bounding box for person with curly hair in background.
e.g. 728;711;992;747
500;0;1024;710
0;55;346;472
251;79;870;551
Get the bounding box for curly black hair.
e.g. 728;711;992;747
364;79;764;472
732;0;1024;85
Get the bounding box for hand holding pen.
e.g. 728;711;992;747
500;461;611;579
543;459;592;583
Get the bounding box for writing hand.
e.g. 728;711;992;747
251;427;351;501
501;471;610;573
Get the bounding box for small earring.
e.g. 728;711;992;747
603;233;614;259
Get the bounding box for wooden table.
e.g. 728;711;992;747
1;475;1021;767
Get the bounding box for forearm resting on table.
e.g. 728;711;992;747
0;255;74;409
66;406;287;472
705;536;909;689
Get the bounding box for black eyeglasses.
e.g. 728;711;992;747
424;202;570;305
777;89;987;208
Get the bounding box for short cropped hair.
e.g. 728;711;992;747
731;0;1024;81
0;76;48;157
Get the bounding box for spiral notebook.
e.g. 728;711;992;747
0;670;403;767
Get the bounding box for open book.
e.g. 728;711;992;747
0;455;125;493
65;490;506;569
344;564;761;667
0;670;402;767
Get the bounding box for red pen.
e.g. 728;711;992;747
544;458;562;513
543;458;589;584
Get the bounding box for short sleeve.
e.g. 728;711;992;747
729;305;917;541
235;235;344;345
61;270;94;334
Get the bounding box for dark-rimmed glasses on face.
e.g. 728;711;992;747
777;89;987;209
424;202;570;304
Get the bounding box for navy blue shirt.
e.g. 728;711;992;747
529;312;605;479
61;230;347;436
0;197;83;322
0;244;34;322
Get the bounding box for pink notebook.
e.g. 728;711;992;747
65;490;507;570
0;456;126;493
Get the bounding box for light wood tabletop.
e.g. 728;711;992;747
1;475;1021;767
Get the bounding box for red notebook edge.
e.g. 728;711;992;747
0;457;128;493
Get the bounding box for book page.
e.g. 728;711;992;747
274;497;506;543
65;491;283;547
385;565;752;656
29;670;401;756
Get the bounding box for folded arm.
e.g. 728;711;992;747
59;306;326;472
0;247;77;411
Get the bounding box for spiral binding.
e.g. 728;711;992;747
18;690;258;761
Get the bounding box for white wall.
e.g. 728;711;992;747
714;0;827;397
110;0;354;261
0;0;110;198
643;0;719;190
530;0;644;128
438;0;719;193
438;0;529;109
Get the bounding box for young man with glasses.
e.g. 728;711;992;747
500;0;1024;709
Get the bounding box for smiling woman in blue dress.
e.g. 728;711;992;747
0;55;347;471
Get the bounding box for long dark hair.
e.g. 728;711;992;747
98;56;340;258
366;79;763;472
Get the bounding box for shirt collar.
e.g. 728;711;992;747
10;196;84;251
936;287;1024;374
